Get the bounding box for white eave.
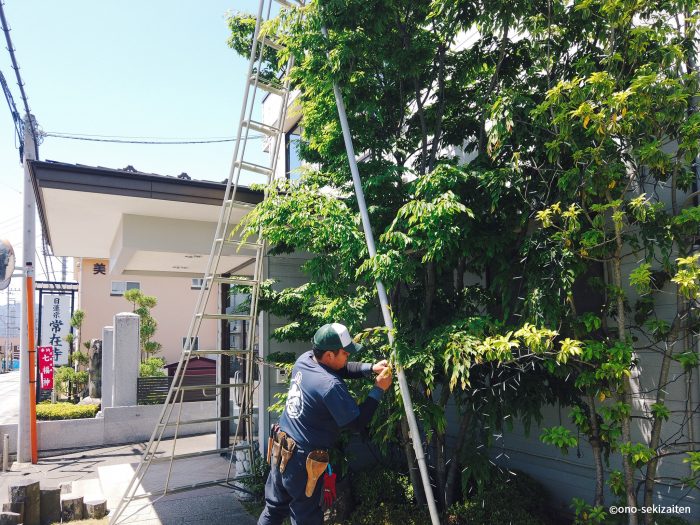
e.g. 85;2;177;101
29;160;263;278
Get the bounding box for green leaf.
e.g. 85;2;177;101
629;263;652;294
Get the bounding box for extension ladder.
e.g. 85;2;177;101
109;0;299;521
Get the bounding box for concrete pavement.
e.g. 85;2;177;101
0;434;258;525
0;369;19;424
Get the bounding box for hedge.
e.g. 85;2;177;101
36;402;99;421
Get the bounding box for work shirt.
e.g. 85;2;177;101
279;350;379;450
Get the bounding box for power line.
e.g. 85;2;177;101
0;68;22;159
44;132;264;145
47;131;237;139
0;1;39;160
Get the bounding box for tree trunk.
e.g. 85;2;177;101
454;257;465;298
642;302;683;524
422;262;436;331
612;217;638;525
445;410;471;508
435;431;447;513
586;395;606;506
400;415;426;505
478;14;510;155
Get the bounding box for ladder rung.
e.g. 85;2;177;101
234;159;273;177
217;238;263;250
196;313;254;321
146;444;253;463
222;199;255;209
186;349;253;356
243;119;282;137
260;36;284;51
163;415;240;427
274;0;300;8
207;276;258;287
125;475;255;502
250;76;285;97
177;382;251;392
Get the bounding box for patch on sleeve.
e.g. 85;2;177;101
286;371;304;419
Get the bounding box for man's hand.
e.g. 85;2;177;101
375;364;393;391
372;360;389;375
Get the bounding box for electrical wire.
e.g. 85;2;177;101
0;68;22;159
48;131;237;139
44;132;265;145
0;1;38;160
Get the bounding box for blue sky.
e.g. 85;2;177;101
0;0;267;296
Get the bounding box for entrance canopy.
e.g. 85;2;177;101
29;160;263;277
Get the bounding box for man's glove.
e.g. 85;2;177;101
322;465;337;507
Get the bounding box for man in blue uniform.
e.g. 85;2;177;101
258;322;392;525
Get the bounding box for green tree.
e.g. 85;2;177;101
229;0;582;512
229;0;700;521
530;0;700;522
123;289;162;362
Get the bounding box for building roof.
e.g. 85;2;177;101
29;160;264;278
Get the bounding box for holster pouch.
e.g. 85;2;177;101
266;436;274;465
267;424;279;465
304;449;329;497
271;431;285;467
279;436;296;473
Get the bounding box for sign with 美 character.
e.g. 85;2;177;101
38;346;54;390
39;293;72;366
93;262;106;275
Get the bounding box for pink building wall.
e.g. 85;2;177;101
75;258;220;366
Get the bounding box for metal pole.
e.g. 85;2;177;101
321;26;441;525
18;118;36;463
26;262;38;463
2;433;8;471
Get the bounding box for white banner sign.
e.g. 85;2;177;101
40;293;72;366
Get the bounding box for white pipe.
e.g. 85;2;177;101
321;26;441;525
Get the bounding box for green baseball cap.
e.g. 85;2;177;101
313;323;363;353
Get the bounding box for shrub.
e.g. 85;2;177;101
36;402;99;420
139;357;166;377
449;469;552;525
240;452;270;502
346;502;430;525
53;366;74;397
346;468;426;525
351;467;414;507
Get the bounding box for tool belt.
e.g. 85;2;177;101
267;425;329;497
267;425;297;473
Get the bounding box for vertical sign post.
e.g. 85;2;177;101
39;293;71;366
38;346;53;390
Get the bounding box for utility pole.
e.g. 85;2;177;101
18;117;37;463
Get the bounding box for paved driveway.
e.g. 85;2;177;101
0;369;19;424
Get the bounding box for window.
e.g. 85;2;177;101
111;281;140;296
182;337;199;350
285;124;302;181
191;278;204;290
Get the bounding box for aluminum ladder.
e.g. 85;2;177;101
109;0;299;521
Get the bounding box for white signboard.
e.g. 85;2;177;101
40;293;72;366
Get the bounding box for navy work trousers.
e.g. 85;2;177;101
257;448;324;525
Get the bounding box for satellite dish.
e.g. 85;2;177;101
0;239;15;290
